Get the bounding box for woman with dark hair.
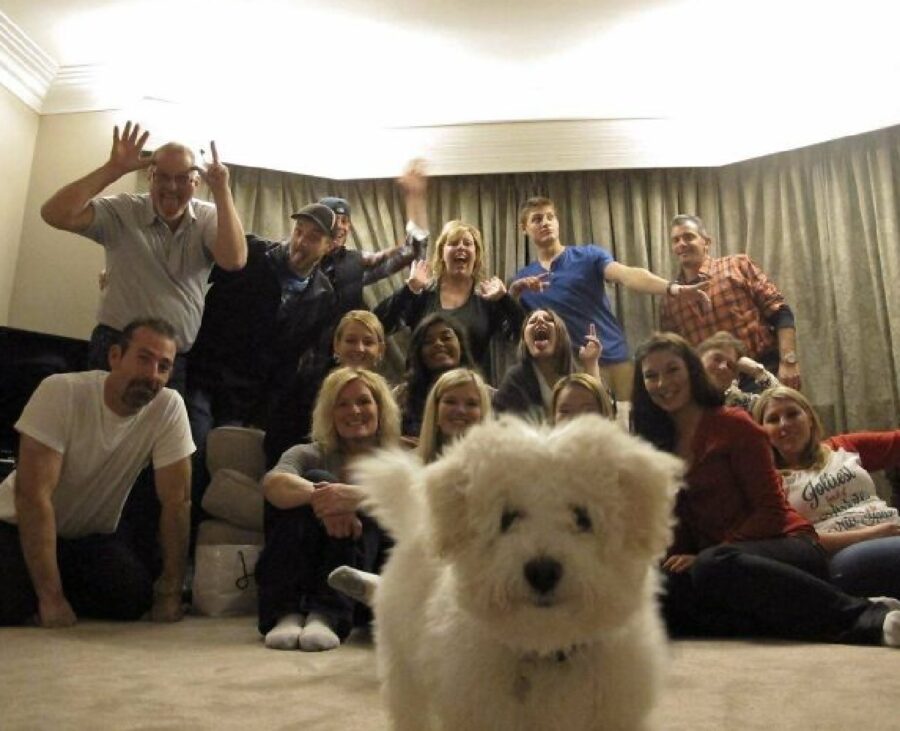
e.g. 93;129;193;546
493;308;600;420
753;386;900;598
392;313;477;438
631;332;900;648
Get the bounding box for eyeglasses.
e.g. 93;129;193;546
151;171;198;187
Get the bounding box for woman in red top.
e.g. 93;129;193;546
631;333;900;646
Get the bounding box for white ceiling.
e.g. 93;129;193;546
2;0;899;179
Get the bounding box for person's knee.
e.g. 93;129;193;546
690;544;742;590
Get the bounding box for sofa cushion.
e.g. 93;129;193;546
201;468;264;531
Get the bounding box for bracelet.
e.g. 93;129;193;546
666;281;678;297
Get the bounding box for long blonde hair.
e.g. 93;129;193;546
311;367;400;455
752;386;829;470
418;368;492;464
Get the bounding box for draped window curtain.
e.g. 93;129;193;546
222;125;900;435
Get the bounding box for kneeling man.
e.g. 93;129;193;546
0;318;194;627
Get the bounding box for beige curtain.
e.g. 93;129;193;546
224;125;900;434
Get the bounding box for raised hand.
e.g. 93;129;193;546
509;272;550;299
108;121;151;175
475;276;507;301
197;140;230;192
578;323;602;367
397;158;427;197
407;259;433;294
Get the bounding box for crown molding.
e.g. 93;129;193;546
41;64;132;114
0;10;56;112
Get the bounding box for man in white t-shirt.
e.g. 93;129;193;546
0;319;195;627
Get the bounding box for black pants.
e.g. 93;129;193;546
255;470;390;637
0;520;156;625
662;536;889;645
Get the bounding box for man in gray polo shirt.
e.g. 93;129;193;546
41;120;247;392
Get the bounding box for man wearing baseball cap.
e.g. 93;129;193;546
186;203;339;519
317;161;429;314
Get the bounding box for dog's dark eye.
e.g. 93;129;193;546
572;506;593;532
500;509;521;533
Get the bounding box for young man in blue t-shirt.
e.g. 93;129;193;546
509;197;707;400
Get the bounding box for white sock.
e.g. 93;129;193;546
883;610;900;648
264;613;304;650
299;612;341;652
870;596;900;612
327;565;379;607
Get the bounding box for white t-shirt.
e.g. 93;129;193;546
0;371;195;538
782;448;899;533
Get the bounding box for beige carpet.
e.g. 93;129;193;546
1;616;897;730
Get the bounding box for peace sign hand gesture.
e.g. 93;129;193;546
196;141;230;193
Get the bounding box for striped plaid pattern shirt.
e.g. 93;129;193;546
659;255;787;358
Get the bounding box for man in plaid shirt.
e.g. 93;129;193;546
659;214;801;390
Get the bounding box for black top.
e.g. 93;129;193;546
492;362;545;421
375;283;523;383
189;235;337;425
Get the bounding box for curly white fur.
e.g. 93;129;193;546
354;415;682;731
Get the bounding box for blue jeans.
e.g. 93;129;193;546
829;535;900;599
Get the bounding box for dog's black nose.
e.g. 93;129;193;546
524;557;563;594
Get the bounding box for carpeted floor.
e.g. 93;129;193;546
1;615;897;730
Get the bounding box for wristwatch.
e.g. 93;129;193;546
780;351;798;365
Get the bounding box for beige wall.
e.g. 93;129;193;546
8;110;137;339
0;86;39;326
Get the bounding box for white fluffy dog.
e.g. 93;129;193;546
353;414;681;731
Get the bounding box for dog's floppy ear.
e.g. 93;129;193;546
616;442;682;558
353;448;425;541
423;454;471;558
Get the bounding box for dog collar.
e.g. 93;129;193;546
520;643;583;664
513;643;586;702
